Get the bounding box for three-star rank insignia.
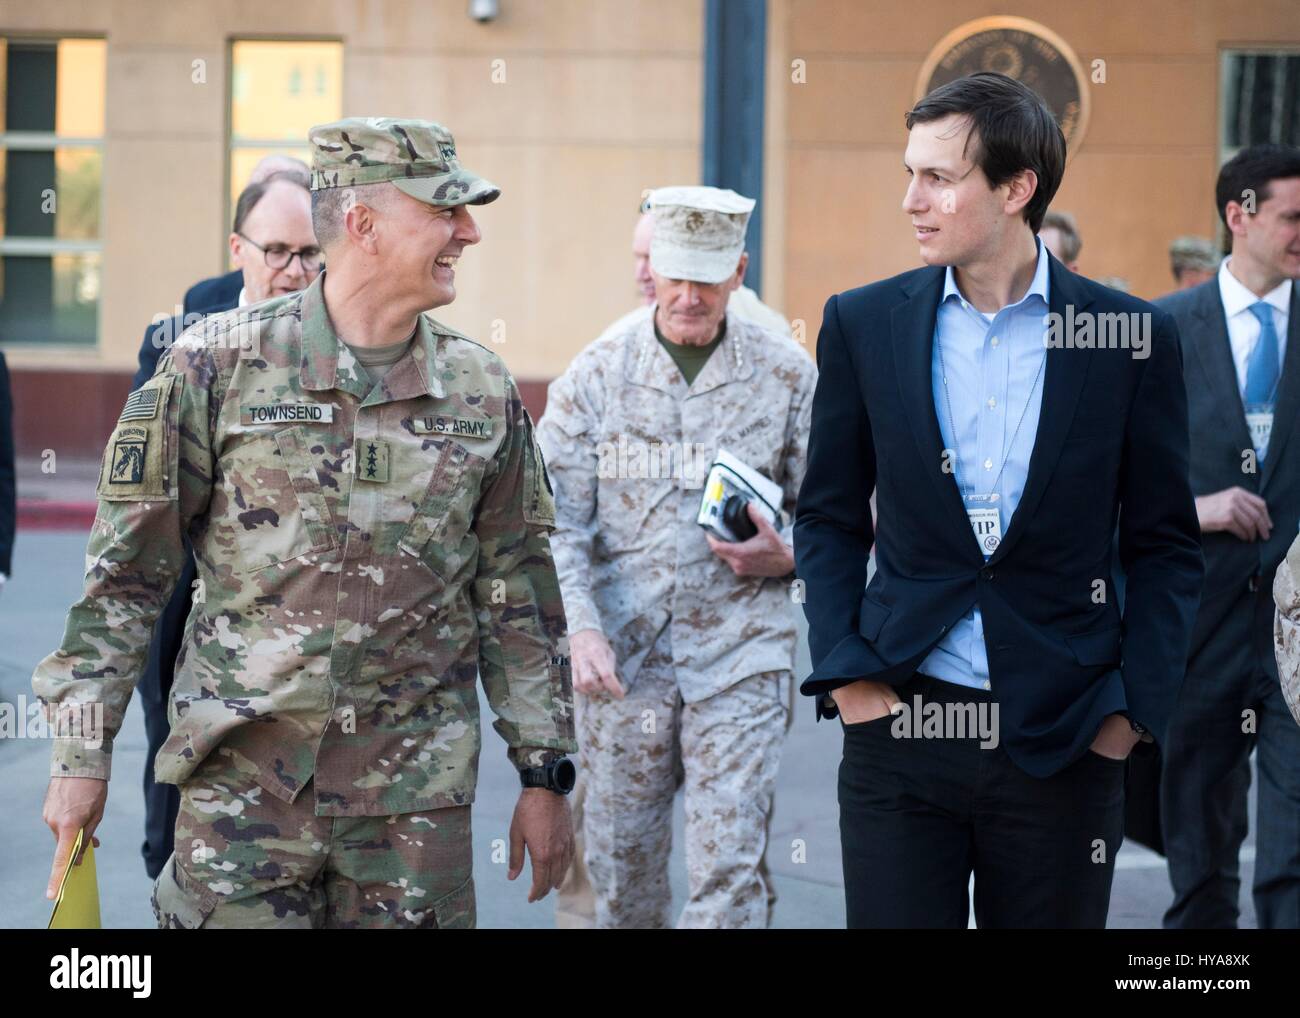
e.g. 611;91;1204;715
355;438;390;483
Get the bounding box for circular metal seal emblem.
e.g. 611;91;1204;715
916;16;1091;161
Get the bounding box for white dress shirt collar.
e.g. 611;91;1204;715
1219;257;1291;321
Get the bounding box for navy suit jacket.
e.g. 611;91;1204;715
794;255;1205;777
183;269;242;318
1155;278;1300;670
134;285;240;390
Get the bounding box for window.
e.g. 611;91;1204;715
0;38;106;346
1220;49;1300;160
228;40;343;217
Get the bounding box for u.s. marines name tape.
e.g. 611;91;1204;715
241;403;335;425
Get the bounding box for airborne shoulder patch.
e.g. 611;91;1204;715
109;426;149;484
97;375;178;502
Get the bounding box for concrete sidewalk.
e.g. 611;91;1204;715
0;531;1254;928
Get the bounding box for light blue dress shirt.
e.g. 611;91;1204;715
918;240;1051;691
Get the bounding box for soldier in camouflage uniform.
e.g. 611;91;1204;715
34;117;577;929
537;186;817;928
1272;534;1300;727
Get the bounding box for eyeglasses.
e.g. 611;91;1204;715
237;234;323;272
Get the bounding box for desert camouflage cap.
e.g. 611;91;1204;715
647;185;754;285
1170;235;1220;273
309;117;501;207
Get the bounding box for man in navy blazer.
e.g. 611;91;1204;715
170;156;312;324
181;268;242;319
131;168;320;878
794;72;1204;928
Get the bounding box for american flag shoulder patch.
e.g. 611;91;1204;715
118;386;161;422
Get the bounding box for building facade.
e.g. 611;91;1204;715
0;0;1296;470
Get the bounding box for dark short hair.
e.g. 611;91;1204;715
905;71;1066;233
232;171;310;234
1215;143;1300;229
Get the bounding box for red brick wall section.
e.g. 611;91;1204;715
11;368;134;462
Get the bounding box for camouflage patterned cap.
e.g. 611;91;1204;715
309;117;500;207
1169;235;1220;273
646;185;754;284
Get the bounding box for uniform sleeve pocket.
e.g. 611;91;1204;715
430;875;476;929
522;412;556;529
151;856;219;929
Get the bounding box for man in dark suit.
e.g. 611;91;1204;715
1154;144;1300;929
181;268;242;319
133;168;320;877
794;72;1204;928
173;156;311;322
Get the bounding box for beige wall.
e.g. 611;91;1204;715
4;0;1299;380
0;0;704;380
765;0;1300;346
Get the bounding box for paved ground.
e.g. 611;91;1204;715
0;530;1258;928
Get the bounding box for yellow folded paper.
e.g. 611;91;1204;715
48;829;101;929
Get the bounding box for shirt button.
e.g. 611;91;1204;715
984;458;993;470
990;336;1000;347
983;681;991;690
987;397;997;409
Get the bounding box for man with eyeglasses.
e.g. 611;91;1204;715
181;155;315;315
128;167;321;881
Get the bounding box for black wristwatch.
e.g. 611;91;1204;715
1126;716;1153;743
520;756;577;795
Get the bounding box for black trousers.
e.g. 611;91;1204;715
838;673;1126;929
138;554;194;879
1161;591;1300;929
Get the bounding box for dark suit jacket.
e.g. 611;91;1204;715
0;351;14;576
134;284;241;389
1155;278;1300;681
794;256;1205;778
183;269;242;318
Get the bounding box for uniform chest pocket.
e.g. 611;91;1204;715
221;426;337;574
721;411;788;485
397;439;485;585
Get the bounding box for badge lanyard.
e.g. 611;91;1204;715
936;328;1046;557
1244;365;1280;460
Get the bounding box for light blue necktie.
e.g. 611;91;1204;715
1245;302;1280;406
1245;301;1280;459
